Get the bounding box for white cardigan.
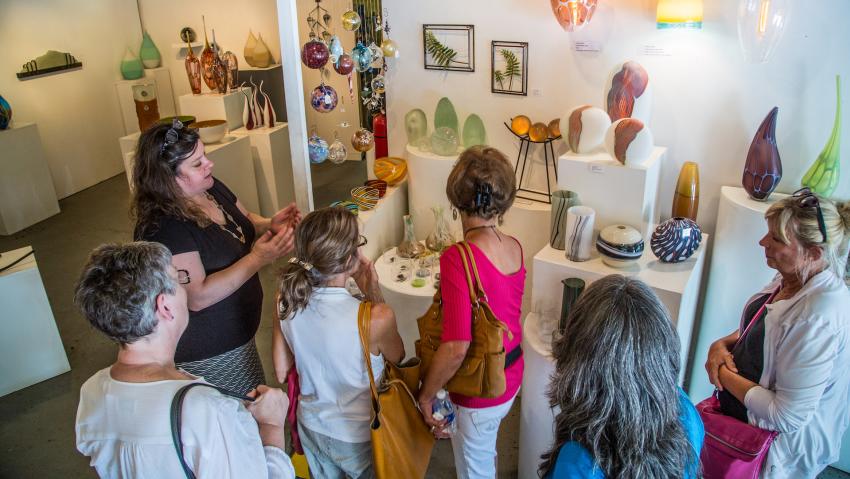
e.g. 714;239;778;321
742;270;850;478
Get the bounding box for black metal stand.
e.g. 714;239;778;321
504;122;560;204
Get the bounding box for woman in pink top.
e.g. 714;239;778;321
418;146;526;479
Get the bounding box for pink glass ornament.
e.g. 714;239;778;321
301;40;329;69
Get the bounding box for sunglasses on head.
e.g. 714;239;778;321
792;187;827;244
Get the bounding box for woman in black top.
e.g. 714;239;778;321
131;120;300;394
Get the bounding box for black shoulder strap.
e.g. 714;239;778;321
170;383;255;479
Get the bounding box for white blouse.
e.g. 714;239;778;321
76;368;295;479
743;270;850;478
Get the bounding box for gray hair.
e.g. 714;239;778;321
74;242;176;344
539;275;697;478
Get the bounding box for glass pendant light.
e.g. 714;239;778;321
550;0;598;32
737;0;791;63
657;0;703;29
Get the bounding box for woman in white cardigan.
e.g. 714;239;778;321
705;188;850;478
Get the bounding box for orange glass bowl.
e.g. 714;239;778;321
330;200;359;215
373;157;408;185
528;122;549;142
351;186;380;211
364;179;388;198
511;115;531;136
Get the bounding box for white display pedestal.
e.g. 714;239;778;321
0;123;60;235
503;198;551;313
518;312;556;479
405;144;460;239
359;181;408;263
231;124;295;217
118;133;260;214
557;148;664;238
0;247;70;396
178;88;248;130
375;242;434;359
688;186;786;401
114;67;176;135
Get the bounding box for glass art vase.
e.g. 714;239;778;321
802;76;841;197
550;190;580;250
184;41;202;94
742;107;781;201
139;31;161;69
398;215;425;258
120;48;144;80
426;206;455;253
672;162;699;221
462;114;486;147
558;278;585;336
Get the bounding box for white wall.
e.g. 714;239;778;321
383;0;850;234
0;0;140;198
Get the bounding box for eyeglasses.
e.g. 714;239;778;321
177;269;191;285
358;235;368;247
792;187;827;244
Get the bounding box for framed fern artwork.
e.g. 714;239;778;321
423;24;475;72
491;41;528;95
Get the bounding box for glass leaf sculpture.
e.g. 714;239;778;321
802;76;841;197
434;97;459;135
462;114;486;147
742;106;782;201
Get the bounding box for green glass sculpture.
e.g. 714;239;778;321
431;126;459;156
120;47;144;80
139;31;161;69
434;97;458;134
462;114;486;147
405;108;428;148
802;75;842;197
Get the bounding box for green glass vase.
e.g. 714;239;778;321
139;31;161;69
120;47;144;80
434;97;458;134
462;113;486;147
802;75;841;197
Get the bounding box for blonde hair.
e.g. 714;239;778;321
277;207;360;319
446;146;517;220
765;193;850;283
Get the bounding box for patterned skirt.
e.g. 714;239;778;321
177;339;265;396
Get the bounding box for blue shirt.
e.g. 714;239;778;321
544;389;704;478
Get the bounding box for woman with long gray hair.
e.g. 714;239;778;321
540;275;703;478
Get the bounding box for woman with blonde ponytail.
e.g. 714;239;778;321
705;188;850;478
270;207;403;478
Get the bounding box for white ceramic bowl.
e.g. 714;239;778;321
190;119;227;144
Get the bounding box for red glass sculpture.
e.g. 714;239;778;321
200;17;217;90
184;41;202;95
606;61;649;122
742;107;782;201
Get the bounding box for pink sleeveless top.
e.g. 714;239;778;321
439;240;526;408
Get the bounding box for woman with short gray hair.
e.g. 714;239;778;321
540;274;703;478
74;242;295;478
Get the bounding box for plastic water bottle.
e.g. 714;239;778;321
431;389;457;434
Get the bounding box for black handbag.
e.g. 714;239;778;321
170;383;254;479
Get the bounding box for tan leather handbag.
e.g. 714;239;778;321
357;302;434;479
415;241;514;399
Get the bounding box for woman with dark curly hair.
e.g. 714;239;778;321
540;275;703;479
131;119;300;395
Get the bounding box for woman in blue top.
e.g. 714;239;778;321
539;275;703;478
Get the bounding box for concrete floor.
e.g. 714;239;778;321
2;174;847;479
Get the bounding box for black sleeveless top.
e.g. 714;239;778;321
718;293;771;422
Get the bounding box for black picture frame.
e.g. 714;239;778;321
491;41;528;96
423;24;475;72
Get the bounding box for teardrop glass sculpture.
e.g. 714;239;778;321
462;114;486;147
200;17;217;90
139;31;161;68
120;47;144;80
742;106;782;201
802;75;841;197
672;162;699;221
434;97;459;134
244;30;258;67
253;34;272;68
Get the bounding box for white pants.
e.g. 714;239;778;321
450;394;517;479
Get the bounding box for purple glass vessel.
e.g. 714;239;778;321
742;107;782;201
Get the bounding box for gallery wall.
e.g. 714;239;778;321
0;0;141;198
383;0;850;233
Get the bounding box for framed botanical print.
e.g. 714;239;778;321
423;24;475;72
491;41;528;96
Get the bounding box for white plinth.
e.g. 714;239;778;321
533;239;706;383
375;244;436;359
0;247;70;396
359;181;408;262
114;67;176;135
518;312;556;479
405;144;461;239
687;186;786;402
178;88;248;131
231;124;295;217
0;123;60;235
502;198;551;314
119;133;259;214
557;148;663;238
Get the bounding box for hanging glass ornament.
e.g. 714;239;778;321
310;83;338;113
334;54;354;75
328;35;344;63
301;39;329;69
351;128;375;152
341;10;361;31
308;130;329;164
351;41;372;73
368;42;384;69
328;131;348;164
371;75;386;95
381;38;399;58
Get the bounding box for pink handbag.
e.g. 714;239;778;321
698;290;779;478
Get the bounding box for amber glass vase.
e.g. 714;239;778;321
184;41;202;94
672;162;699;221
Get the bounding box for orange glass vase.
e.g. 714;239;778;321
672;162;699;221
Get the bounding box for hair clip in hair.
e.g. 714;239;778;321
475;182;492;209
160;118;185;154
288;257;314;272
